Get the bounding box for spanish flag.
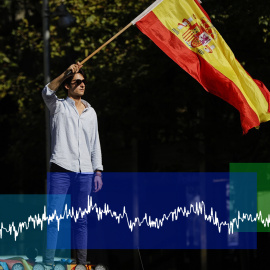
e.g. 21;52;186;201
132;0;270;134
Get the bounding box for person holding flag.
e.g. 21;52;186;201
42;62;103;266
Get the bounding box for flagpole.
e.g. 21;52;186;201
80;22;133;65
73;0;164;67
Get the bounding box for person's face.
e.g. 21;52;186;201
65;73;86;98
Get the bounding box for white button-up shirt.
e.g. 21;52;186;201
42;84;103;173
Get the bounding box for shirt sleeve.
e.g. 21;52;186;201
91;112;104;172
42;84;60;114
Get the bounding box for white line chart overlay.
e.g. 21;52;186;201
0;195;267;242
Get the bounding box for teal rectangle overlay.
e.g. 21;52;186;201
229;172;257;232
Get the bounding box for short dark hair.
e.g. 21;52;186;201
62;69;86;92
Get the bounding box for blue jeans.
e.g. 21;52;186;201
43;163;93;265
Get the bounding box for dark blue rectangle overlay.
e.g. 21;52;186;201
0;172;257;254
88;172;257;249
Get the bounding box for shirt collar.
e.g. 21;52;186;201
66;96;91;109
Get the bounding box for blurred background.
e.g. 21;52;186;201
0;0;270;269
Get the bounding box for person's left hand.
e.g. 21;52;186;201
93;175;103;192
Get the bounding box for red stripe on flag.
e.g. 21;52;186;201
136;11;260;133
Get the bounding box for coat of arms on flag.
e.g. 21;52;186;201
174;14;217;54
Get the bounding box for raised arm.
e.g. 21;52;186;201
42;62;83;113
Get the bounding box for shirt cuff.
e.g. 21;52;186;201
43;83;56;96
94;166;103;172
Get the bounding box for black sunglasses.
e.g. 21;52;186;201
70;79;86;86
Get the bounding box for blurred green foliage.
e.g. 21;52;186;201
0;0;270;193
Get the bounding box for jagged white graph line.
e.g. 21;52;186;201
0;196;267;241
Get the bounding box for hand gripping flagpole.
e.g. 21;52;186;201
66;0;164;76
